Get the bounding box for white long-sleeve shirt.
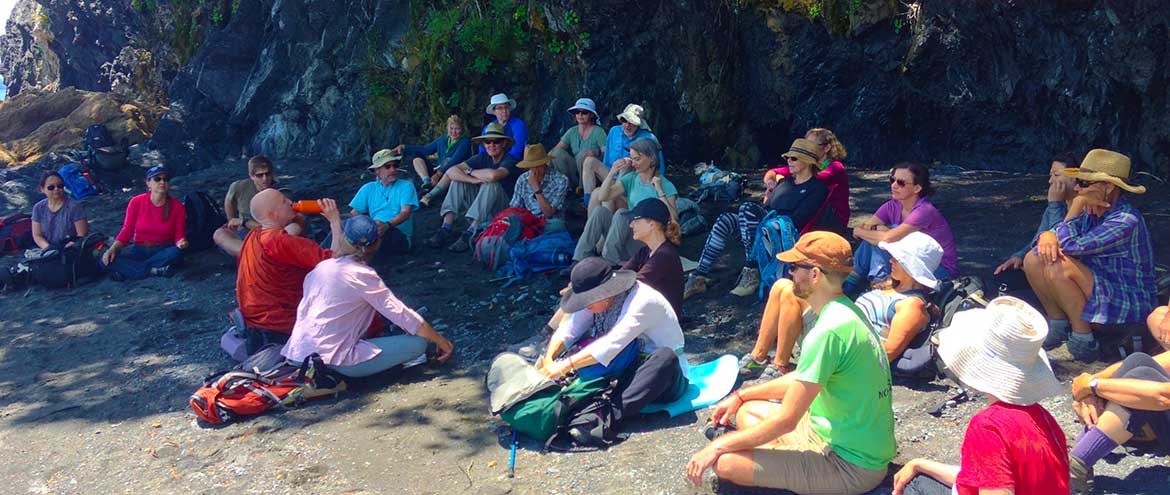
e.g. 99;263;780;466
553;282;688;375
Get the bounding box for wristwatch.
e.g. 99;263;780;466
1089;377;1099;396
533;189;543;197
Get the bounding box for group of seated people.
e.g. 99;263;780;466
21;87;1164;494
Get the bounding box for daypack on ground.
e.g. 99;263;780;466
84;124;129;171
892;276;989;377
58;163;99;200
749;210;798;300
474;207;544;272
25;233;108;289
0;214;34;254
689;163;744;204
506;231;574;278
184;191;226;252
189;345;346;425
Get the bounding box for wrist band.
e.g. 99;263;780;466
734;391;744;403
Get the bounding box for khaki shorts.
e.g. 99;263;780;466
752;413;886;495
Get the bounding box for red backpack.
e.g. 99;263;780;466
189;347;347;425
474;207;544;271
0;214;34;254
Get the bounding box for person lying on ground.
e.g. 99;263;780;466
31;171;88;249
425;123;520;252
738;231;942;379
686;232;894;494
509;144;569;231
394;114;472;207
343;149;418;263
1024;148;1156;362
536;257;688;435
479;93;527;160
282;215;454;378
993;152;1077;275
763;127;851;227
573;138;678;266
584;103;666;212
848;161;957;293
235;190;346;353
1067;305;1170;494
892;296;1069;495
101;166;188;280
550;97;606;192
213;155;304;258
685;138;839;300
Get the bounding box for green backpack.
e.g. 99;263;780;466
499;376;611;442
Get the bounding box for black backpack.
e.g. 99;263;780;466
892;276;989;377
184;191;226;252
546;376;627;451
85;124;115;150
26;234;108;289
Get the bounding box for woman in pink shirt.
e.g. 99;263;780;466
101;166;188;280
282;215;454;377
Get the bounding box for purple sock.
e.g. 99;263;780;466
1070;427;1118;466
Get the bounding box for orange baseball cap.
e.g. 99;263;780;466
776;231;854;274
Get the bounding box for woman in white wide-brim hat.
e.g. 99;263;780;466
480;93;527;160
551;97;607;193
891;296;1070;495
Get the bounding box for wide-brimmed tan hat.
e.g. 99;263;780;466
368;149;403;169
471;123;516;149
516;144;553;169
937;296;1064;406
781;138;820;167
560;257;638;313
776;231;854;274
485;93;518;114
616;104;651;132
1061;148;1146;194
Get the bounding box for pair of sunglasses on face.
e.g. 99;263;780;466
45;184;65;191
150;176;170;183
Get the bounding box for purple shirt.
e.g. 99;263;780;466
875;198;958;274
31;198;86;245
283;256;424;366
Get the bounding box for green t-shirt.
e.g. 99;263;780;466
619;173;678;208
793;297;895;472
226;179;261;222
559;125;607;159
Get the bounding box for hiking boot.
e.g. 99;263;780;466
738;354;767;377
684;273;713;300
425;228;454;249
1043;321;1071;351
1067;336;1101;363
729;267;760;297
760;363;787;380
447;231;472;253
1069;455;1094;494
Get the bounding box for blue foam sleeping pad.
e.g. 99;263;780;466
640;354;739;417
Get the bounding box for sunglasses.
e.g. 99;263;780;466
482;139;503;145
1074;179;1094;188
890;177;911;187
785;156;801;163
572;110;592;115
45;184;64;191
790;262;818;273
251;171;273;178
381;162;399;168
151;176;170;183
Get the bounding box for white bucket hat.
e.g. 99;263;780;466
879;231;942;290
616;103;651;132
485;93;518;114
937;296;1064;406
567;97;599;120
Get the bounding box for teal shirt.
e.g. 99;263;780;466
619;173;678;208
349;180;420;242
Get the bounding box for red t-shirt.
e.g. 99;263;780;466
114;193;187;245
768;160;850;227
237;228;331;332
955;402;1069;495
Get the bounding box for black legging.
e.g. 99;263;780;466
1113;352;1170;450
616;347;688;423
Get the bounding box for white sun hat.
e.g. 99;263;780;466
485;93;518;114
879;231;943;290
937;296;1063;406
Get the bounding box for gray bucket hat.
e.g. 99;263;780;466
560;257;637;313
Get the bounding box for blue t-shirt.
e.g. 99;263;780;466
349;179;420;241
603;126;666;175
479;118;528;160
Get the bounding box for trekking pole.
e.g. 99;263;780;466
507;430;518;478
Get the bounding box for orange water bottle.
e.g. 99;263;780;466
292;199;323;214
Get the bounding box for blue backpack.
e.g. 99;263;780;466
506;231;574;279
748;211;798;300
58;163;98;200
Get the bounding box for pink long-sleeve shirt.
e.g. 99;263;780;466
114;193;187;245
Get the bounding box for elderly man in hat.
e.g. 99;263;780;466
1024;148;1156;362
481;93;527;160
427;123;521;251
510;144;569;229
686;232;894;494
551;97;607;192
536;257;689;438
345;149;419;262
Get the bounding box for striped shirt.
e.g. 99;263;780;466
1048;196;1156;324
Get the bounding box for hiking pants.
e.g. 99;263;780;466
572;205;643;265
331;335;428;378
549;147;587;191
1113;352;1170;449
695;202;767;276
102;244;183;280
441;181;508;229
616;347;688;423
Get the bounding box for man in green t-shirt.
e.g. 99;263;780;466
685;231;895;494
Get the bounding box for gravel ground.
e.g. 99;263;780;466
0;158;1167;494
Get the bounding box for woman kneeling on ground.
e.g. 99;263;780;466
282;215;454;377
101;166;188;280
738;231;941;379
1066;305;1170;494
572;138;679;266
685;138;840;300
848;161;957;293
31;171;89;250
892;296;1069;495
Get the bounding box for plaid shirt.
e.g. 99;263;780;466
1048;196;1156;324
510;169;569;218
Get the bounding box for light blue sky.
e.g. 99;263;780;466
0;0;17;35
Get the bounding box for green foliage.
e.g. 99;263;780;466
564;10;580;27
35;12;50;30
807;2;822;20
548;38;564;54
131;0;156;13
893;17;903;33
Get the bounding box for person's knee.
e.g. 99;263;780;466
212;227;232;246
1022;250;1043;274
768;278;794;301
713;452;755;486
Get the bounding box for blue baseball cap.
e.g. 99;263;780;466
344;215;379;247
145;166;169;179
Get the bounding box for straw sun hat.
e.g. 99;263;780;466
937;296;1063;406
